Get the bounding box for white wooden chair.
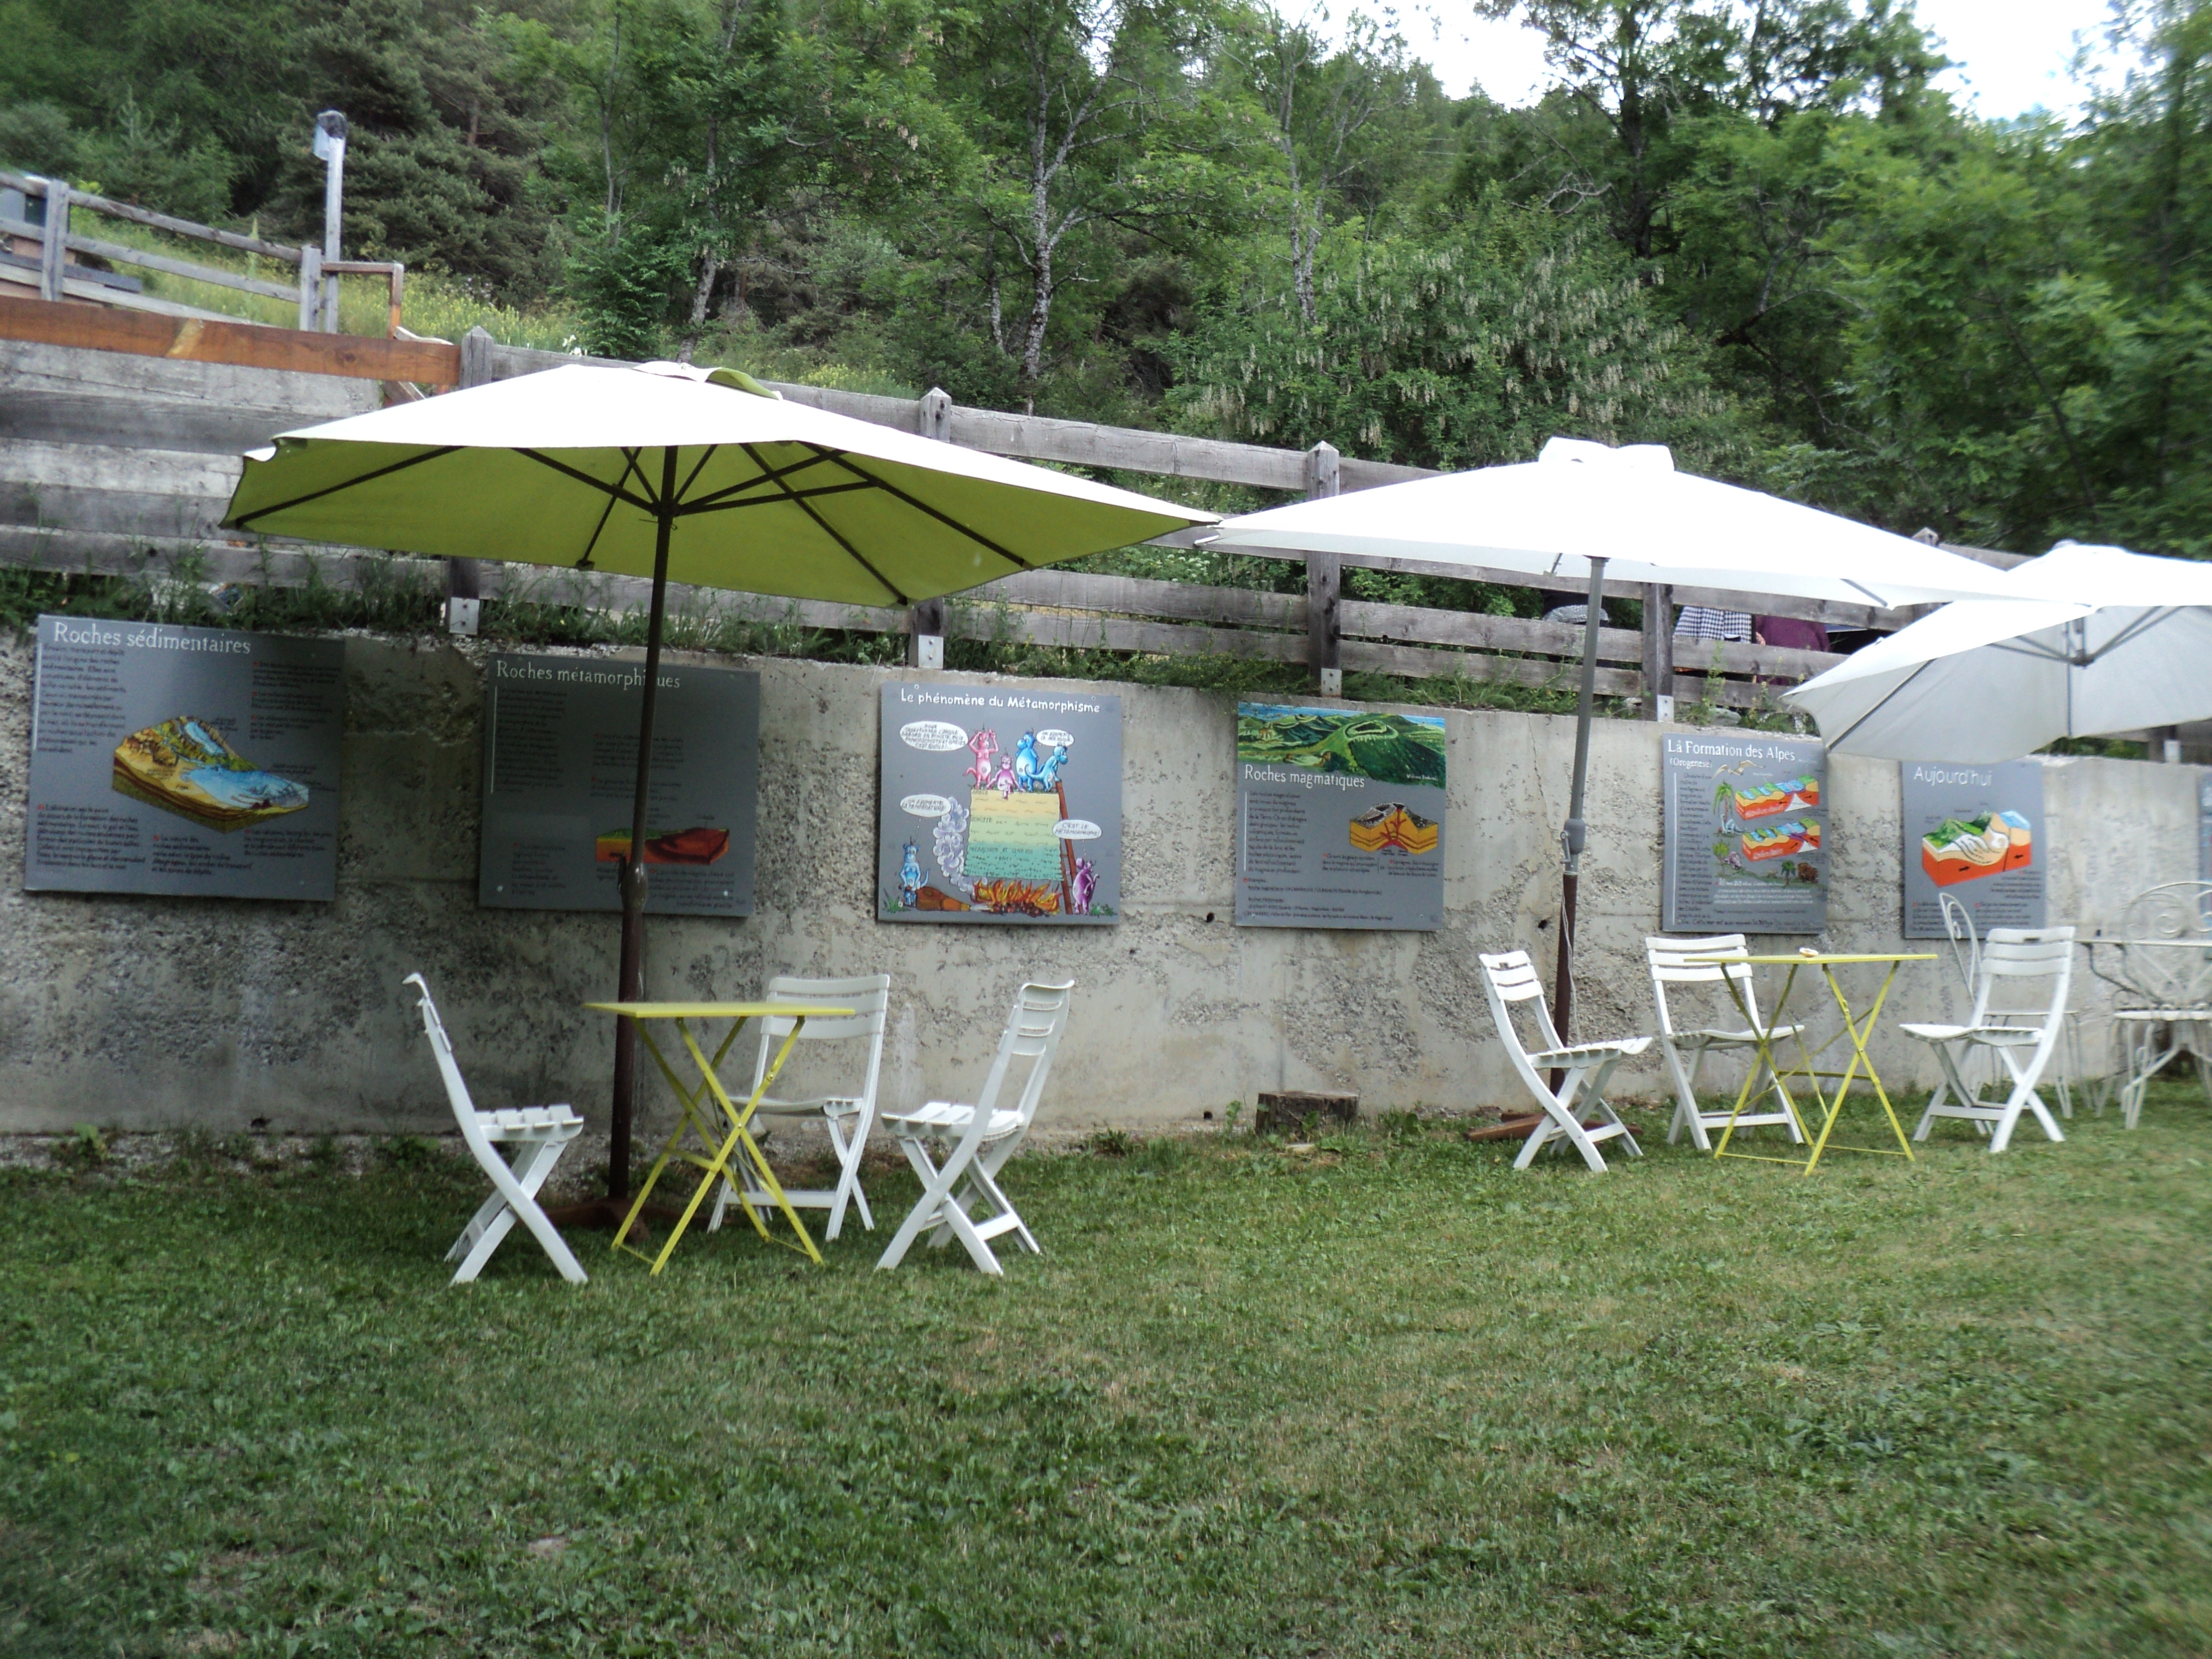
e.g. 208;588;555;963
1901;928;2075;1152
1477;951;1647;1172
707;973;891;1241
402;973;587;1285
875;980;1074;1275
1645;933;1805;1151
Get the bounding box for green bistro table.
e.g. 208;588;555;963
1686;953;1936;1176
586;1001;855;1274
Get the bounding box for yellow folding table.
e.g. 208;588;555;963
1687;953;1934;1175
586;1001;855;1274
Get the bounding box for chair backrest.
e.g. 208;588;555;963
1969;927;2075;1029
965;979;1076;1142
402;973;500;1167
1478;950;1566;1099
2114;881;2212;1008
749;973;893;1100
1644;933;1757;1036
1939;895;1981;1000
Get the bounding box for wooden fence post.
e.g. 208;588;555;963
909;387;955;668
1641;582;1673;720
297;245;321;331
37;180;69;302
1305;441;1342;696
443;327;495;634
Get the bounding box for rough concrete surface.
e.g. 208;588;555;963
0;632;2201;1139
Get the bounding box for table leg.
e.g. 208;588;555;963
674;1016;823;1268
1714;964;1803;1160
611;1021;731;1254
1799;963;1915;1175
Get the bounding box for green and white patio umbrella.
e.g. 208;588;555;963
224;361;1212;1204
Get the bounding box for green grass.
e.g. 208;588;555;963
4;1083;2209;1657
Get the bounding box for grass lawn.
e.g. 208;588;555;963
4;1086;2209;1658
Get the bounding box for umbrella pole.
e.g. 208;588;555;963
608;449;679;1203
1552;557;1608;1067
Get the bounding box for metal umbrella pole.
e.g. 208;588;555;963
1551;556;1608;1063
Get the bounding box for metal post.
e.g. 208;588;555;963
36;179;69;302
446;330;492;629
909;388;954;667
609;447;680;1202
1553;557;1609;1052
1640;582;1674;722
1305;441;1342;696
313;111;348;333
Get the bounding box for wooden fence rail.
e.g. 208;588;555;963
0;300;2016;714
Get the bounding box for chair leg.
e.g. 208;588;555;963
447;1187;509;1263
1516;1066;1612;1173
877;1135;962;1270
1662;1040;1705;1149
452;1136;586;1285
1913;1047;1969;1141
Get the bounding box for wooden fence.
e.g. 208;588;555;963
0;295;2015;711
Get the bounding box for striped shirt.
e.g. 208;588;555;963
1672;605;1752;643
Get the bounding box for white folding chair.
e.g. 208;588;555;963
1645;933;1806;1151
875;980;1074;1275
707;973;891;1241
1901;928;2075;1152
1477;950;1647;1172
402;973;587;1285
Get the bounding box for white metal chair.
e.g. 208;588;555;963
1645;933;1805;1150
402;973;587;1285
707;973;891;1241
1477;950;1647;1172
2093;881;2212;1129
875;980;1074;1275
1901;928;2075;1152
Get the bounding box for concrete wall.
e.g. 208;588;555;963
0;632;2202;1136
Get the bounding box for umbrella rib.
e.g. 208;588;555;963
516;449;659;513
674;445;719;503
575;447;645;570
736;442;911;606
2083;607;2180;662
1823;658;1938;751
679;449;844;512
801;446;1037;571
228;445;460;528
678;481;879;515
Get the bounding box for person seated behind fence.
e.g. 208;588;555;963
1750;614;1830;685
1673;605;1752;643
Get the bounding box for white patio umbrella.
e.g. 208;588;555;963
1203;436;2033;1040
222;361;1213;1208
1784;542;2212;760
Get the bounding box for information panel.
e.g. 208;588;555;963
25;615;344;901
478;653;758;916
1234;703;1447;930
877;681;1120;924
1662;732;1828;935
1900;760;2048;938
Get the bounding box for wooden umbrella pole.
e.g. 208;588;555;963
608;446;680;1202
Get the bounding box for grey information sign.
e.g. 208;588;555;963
1900;760;2048;938
1662;732;1828;934
1234;702;1446;930
877;681;1120;924
25;614;344;901
478;653;758;916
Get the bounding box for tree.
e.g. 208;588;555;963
943;0;1253;403
1227;7;1436;319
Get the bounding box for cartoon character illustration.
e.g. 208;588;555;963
1035;741;1071;791
899;840;924;909
932;803;976;899
1070;857;1098;915
1013;731;1042;791
991;750;1018;797
964;729;1000;789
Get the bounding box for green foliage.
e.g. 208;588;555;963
3;1087;2210;1653
1169;206;1747;473
560;230;690;358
